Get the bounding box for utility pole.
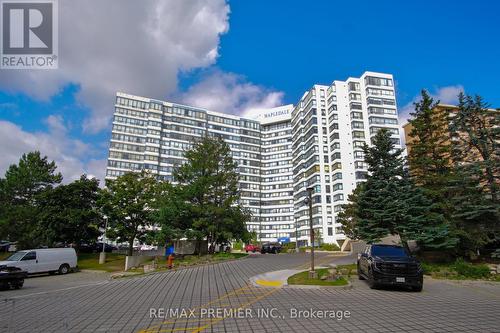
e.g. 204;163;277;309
305;187;316;278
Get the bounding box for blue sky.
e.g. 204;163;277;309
0;0;499;182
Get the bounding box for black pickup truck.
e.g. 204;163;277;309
0;265;27;290
357;244;423;291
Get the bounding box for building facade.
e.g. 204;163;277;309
106;71;401;246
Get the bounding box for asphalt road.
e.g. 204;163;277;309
0;253;499;333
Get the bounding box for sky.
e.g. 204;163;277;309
0;0;499;183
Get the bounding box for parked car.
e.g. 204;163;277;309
139;244;158;251
96;243;117;253
0;248;77;275
260;242;282;254
0;265;27;290
0;240;10;252
244;244;260;253
79;243;116;253
357;244;423;291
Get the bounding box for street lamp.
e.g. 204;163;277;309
294;217;299;253
99;215;108;265
304;187;316;279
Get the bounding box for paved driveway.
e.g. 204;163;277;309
0;253;498;332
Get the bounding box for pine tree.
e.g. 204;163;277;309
158;136;251;248
339;129;455;249
0;152;62;249
407;90;455;220
448;93;500;254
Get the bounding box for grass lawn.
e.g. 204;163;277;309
287;268;348;286
157;252;248;269
77;253;126;272
421;260;499;281
0;252;11;261
77;252;248;273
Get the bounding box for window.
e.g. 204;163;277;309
328;227;333;236
22;251;36;261
348;82;360;91
365;76;393;87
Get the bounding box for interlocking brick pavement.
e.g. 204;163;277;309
0;253;498;332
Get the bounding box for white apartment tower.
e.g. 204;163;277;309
106;71;400;246
291;72;400;246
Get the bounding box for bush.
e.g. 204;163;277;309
491;249;500;259
232;241;243;251
452;259;490;278
281;242;296;251
320;243;340;251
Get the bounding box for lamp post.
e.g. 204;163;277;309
305;187;316;279
99;215;108;265
294;217;299;253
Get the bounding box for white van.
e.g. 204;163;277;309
0;248;77;274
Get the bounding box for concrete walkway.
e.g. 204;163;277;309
250;253;357;288
249;269;302;287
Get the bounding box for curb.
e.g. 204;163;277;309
284;281;353;290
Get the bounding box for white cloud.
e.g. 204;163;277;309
0;0;230;133
179;70;284;116
399;85;464;124
0;119;106;184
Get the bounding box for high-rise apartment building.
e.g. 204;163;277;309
106;71;401;246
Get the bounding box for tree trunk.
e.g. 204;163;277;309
128;238;134;256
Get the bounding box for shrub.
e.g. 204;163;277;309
452;258;490;278
281;242;297;251
232;241;243;251
320;243;340;251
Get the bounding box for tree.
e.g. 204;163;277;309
450;93;499;203
336;184;363;240
339;129;455;249
407;90;456;219
156;136;251;248
37;175;101;251
99;171;158;256
0;152;62;249
448;93;500;254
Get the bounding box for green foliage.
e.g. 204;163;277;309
0;152;62;249
336;185;363;240
281;242;297;252
99;171;158;256
452;259;491;279
287;269;348;286
37;175;101;249
346;129;455;249
155;136;251;247
319;243;340;251
422;259;492;280
232;241;243;251
447;93;500;253
407;91;455;210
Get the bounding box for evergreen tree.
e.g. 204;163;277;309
448;93;500;254
450;93;499;203
336;184;363;240
157;136;250;248
339;129;455;249
407;90;456;220
0;152;62;249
